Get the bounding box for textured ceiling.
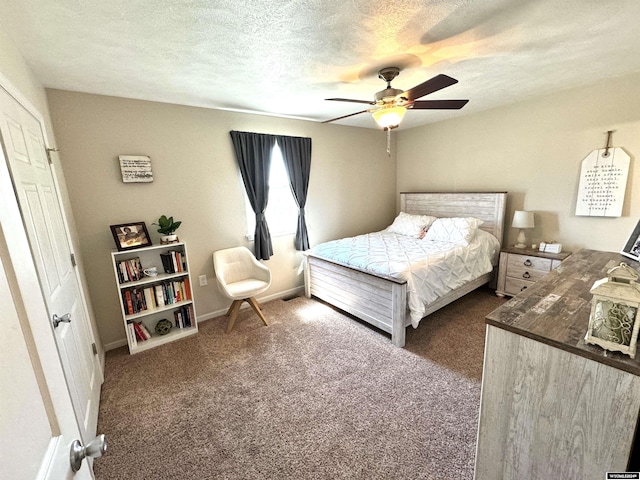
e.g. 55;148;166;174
2;0;640;129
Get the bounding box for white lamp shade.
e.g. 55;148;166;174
372;105;407;129
512;210;535;229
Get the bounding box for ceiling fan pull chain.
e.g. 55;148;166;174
386;128;390;156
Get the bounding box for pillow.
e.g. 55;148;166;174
423;217;484;245
387;212;437;237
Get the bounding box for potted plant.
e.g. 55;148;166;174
154;215;181;243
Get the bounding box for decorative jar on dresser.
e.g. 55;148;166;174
496;246;571;297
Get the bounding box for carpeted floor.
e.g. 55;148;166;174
94;288;506;479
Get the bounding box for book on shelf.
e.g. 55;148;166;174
126;322;137;346
123;289;134;315
133;288;145;312
173;281;182;302
146;279;190;307
116;257;143;283
159;250;187;274
122;287;151;315
175;251;183;272
143;287;156;311
174;309;183;328
184;277;192;300
132;322;142;340
164;282;174;304
174;304;195;329
117;263;126;283
187;304;194;327
159;253;174;273
139;322;152;339
154;284;165;307
132;322;149;341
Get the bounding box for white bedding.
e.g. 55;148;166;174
309;229;500;327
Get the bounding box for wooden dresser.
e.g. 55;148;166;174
496;246;571;297
475;249;640;479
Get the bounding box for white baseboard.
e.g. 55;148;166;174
103;338;129;351
103;286;305;351
197;285;305;323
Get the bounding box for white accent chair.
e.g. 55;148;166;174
213;246;271;333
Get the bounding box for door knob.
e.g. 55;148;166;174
70;434;107;472
52;313;71;328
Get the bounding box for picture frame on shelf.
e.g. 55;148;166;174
110;222;152;251
621;219;640;261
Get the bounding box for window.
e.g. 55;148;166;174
244;142;298;240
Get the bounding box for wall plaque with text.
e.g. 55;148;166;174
575;147;629;217
119;155;153;183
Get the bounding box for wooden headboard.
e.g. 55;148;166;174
400;192;507;245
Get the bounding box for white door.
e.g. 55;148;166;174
0;244;93;480
0;84;102;442
0;125;93;477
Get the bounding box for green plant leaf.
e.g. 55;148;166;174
155;214;181;234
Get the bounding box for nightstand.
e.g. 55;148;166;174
496;246;571;297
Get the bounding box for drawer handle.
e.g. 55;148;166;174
522;272;531;279
523;259;533;267
520;286;528;292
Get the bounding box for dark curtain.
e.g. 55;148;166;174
229;131;276;260
277;135;312;250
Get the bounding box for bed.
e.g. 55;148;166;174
303;192;507;347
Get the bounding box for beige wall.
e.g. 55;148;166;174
397;72;640;252
46;90;397;348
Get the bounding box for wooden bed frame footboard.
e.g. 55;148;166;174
304;256;494;347
304;255;409;346
304;192;507;348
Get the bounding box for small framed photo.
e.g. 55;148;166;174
110;222;152;251
621;219;640;261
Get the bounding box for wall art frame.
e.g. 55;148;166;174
621;219;640;262
119;155;153;183
110;222;152;251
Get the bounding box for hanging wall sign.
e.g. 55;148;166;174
575;147;629;217
119;155;153;183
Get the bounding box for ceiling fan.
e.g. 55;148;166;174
323;67;469;129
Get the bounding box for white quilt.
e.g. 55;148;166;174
309;229;500;327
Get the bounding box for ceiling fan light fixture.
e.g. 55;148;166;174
372;104;407;129
323;70;467;127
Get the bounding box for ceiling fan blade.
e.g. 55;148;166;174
326;98;375;105
402;74;459;101
322;110;369;123
410;99;469;110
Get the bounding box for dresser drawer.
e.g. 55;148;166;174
506;264;549;282
507;253;553;272
504;277;535;296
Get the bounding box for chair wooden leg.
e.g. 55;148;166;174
225;300;239;317
246;297;269;326
226;300;242;333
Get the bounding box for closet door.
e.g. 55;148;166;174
0;84;102;442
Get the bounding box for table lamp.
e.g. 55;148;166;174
512;210;534;248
